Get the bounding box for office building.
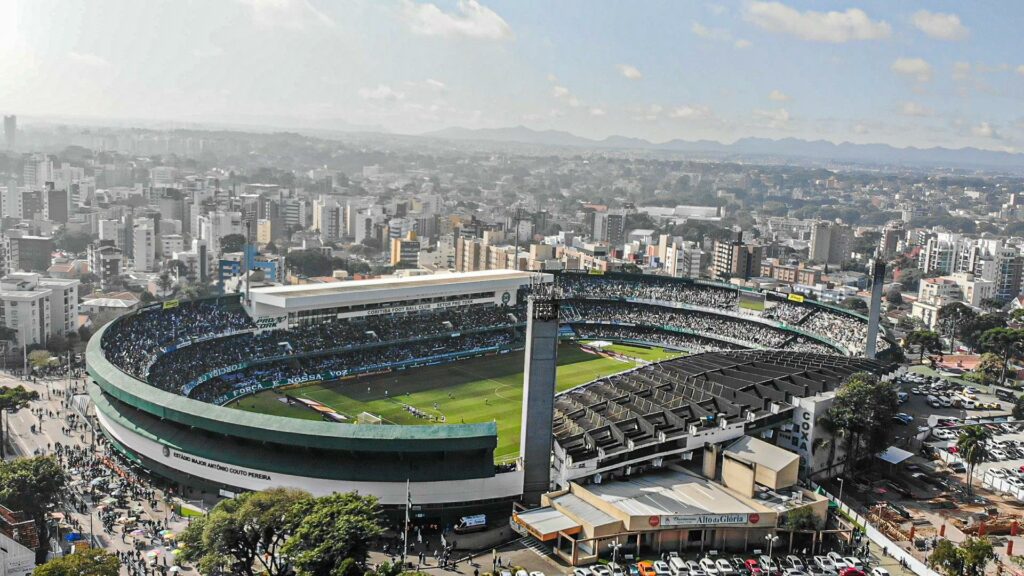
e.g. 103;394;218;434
390;231;421;267
713;231;763;280
5;235;54;273
3;115;15;150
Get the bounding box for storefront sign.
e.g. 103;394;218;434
657;513;752;527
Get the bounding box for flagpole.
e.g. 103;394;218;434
403;479;410;565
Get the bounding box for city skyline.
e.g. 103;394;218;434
2;1;1023;152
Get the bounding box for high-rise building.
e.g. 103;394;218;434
713;231;763;280
390;231;421;267
5;235;55;273
88;241;123;290
312;197;342;242
809;221;850;265
880;221;904;258
665;240;703;278
132;220;156;272
3;115;15;150
591;209;627;247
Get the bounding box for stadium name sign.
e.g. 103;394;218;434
169;449;272;481
363;299;477;317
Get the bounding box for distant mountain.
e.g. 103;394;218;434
421;125;1024;170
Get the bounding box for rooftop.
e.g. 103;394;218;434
586;468;764;517
724;436;799;473
250;269;540;299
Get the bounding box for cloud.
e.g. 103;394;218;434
402;0;513;40
358;84;405;101
734;39;752;49
589;107;606;117
972;122;998;139
952;62;971;82
768;89;790;102
853;123;868;135
1017;65;1024;77
634;104;663;122
899;101;931;117
669;105;712;120
424;78;447;90
618;64;643;80
911;10;968;41
236;0;335;30
753;107;791;128
744;1;891;43
551;85;581;107
691;21;732;41
891;57;932;82
68;51;110;67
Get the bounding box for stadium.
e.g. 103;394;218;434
86;269;898;524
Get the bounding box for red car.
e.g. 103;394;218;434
744;559;764;575
839;568;866;576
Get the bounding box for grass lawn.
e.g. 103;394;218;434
229;342;669;461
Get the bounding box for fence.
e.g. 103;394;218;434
812;483;941;576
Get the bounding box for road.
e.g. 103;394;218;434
2;372;197;575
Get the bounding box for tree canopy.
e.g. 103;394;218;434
281;492;384;576
0;456;66;560
823;372;899;468
220;233;248;253
905;330;942;361
957;425;991;495
929;537;993;576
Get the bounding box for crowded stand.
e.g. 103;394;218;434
146;304;525;393
190;331;518;404
560;299;793;349
781;335;836;355
761;300;813;325
800;308;889;355
556;274;737;309
570;325;743;354
101;299;254;376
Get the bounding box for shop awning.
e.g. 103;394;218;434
877;446;914;465
514;507;581;542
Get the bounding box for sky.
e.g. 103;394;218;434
1;0;1023;151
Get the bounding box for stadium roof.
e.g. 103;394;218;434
553;350;895;462
251;270;539;298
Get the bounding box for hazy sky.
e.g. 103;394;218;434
2;0;1023;151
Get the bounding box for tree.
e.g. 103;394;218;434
155;273;174;297
963;314;1009;351
929;537;993;576
824;372;900;470
885;288;903;306
1012;395;1024;419
220;233;248;253
27;349;53;369
46;333;69;355
0;385;39;458
282;492;384;576
957;425;991;495
972;353;1005;387
0;456;66;560
265;241;278;254
904;330;942;362
938;302;977;352
979;328;1024;385
180;487;310;576
33;548;120;576
54;230;95;254
839;297;868;313
979;297;1005;313
781;506;820;530
286;250;334;277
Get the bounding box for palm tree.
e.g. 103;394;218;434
957;425;991;495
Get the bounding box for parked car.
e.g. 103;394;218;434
715;559;735;575
813;557;836;572
869;568;889;576
699;558;720;575
637;562;657;576
653;561;673;576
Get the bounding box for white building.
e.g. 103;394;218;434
132;220;156;272
665;240;703;279
0;274;78;346
161;234;184;258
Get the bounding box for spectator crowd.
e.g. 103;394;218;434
556;274;737;309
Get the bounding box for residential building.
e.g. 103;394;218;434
665;240;703;279
132;219;155;272
5;235;54;273
713;231;763;280
390;231;421;267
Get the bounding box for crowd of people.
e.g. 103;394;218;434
102;300;254;377
191;331;520;404
761;300;814;325
800;309;889;354
561;299;792;348
103;301;524;394
572;325;744;354
556;274;738;309
781;335;837;355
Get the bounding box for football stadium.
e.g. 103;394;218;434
86;269;898;524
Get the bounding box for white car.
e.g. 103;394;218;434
826;552;849;569
699;557;719;575
529;572;547;576
590;566;612;576
653;561;673;576
783;570;808;576
814;556;837;571
685;560;707;576
843;557;864;570
870;568;890;576
715;559;735;575
667;557;687;576
608;564;625;576
573;569;593;576
786;556;804;570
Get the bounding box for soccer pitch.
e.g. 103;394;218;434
228;342;684;461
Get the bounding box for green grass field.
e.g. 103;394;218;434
228;342;683;461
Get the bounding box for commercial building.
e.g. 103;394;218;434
514;437;828;564
5;235;55;273
808;221;849;266
3;115;15;150
390;231;421;267
0;273;79;346
591;209;627;248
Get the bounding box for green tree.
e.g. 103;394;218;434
839;297;868;313
963;313;1009;351
54;230;95;254
957;425;991;495
33;548;120;576
781;506;819;530
885;288;903;306
282;492;384;576
28;349;53;369
0;456;66;560
979;297;1005;313
972;353;1005;387
155;273;174;296
929;537;993;576
904;330;942;362
979;327;1024;385
179;487;309;576
286;250;334;277
929;540;965;576
0;385;39;458
824;372;900;470
938;302;978;352
220;233;248;253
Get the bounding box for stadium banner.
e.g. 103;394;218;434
587;269;604;275
738;291;766;312
787;293;806;303
163;300;180;310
